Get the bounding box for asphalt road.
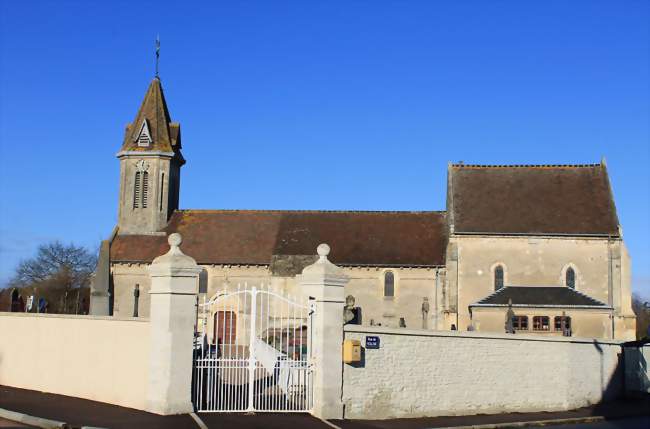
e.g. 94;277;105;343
2;385;649;429
534;417;650;429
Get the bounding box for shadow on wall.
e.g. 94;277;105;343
591;341;650;418
621;342;650;395
199;270;208;294
593;340;621;403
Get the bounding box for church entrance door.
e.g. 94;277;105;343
214;311;236;345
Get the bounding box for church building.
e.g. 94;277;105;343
90;77;637;341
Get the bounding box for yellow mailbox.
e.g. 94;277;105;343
343;339;361;363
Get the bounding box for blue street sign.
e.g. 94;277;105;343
366;336;380;349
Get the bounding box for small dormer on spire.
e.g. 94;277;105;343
135;119;153;147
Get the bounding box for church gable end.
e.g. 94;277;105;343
449;162;620;236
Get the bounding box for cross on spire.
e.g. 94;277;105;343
155;35;160;78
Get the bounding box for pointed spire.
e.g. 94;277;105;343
121;78;182;155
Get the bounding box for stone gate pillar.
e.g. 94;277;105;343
299;243;349;419
147;233;202;415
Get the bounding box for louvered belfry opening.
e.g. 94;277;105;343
142;171;149;208
136;119;152;147
138;132;150;147
133;171;149;209
133;171;141;208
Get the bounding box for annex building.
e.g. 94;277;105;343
89;77;636;341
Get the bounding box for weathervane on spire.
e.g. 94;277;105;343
155;35;160;78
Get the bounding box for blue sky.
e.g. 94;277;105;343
1;1;648;297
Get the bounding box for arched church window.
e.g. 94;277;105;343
566;267;575;289
142;171;149;208
384;271;395;297
494;265;504;291
133;171;141;208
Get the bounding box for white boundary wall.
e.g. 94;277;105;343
343;326;624;419
0;313;150;411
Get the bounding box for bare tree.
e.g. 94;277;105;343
9;241;97;313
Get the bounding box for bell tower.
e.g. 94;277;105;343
116;77;184;234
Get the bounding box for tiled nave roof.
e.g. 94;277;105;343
111;210;448;267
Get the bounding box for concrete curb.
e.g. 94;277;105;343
432;415;606;429
0;407;68;429
189;412;209;429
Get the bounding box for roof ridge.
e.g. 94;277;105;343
451;163;601;169
176;209;447;214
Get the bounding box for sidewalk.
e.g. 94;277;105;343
0;417;34;428
1;385;649;429
0;386;196;429
0;385;330;429
331;396;650;429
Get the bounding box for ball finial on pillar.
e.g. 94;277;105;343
317;243;330;260
168;233;182;247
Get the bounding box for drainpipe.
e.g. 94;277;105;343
456;250;460;330
608;236;615;339
434;268;439;330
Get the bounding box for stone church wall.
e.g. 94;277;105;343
110;263;444;332
342;325;624;419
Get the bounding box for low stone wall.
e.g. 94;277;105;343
343;326;624;419
0;312;150;411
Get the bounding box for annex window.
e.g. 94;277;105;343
565;267;576;289
554;316;572;332
494;265;504;291
512;315;528;331
384;271;395;298
533;316;550;331
133;171;141;208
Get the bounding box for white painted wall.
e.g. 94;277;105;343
343;325;624;419
0;312;150;411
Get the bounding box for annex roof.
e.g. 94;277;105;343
110;209;448;267
449;162;620;236
471;286;609;308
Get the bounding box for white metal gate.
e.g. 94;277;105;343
192;284;314;412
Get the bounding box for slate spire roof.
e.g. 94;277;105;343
120;77;182;157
